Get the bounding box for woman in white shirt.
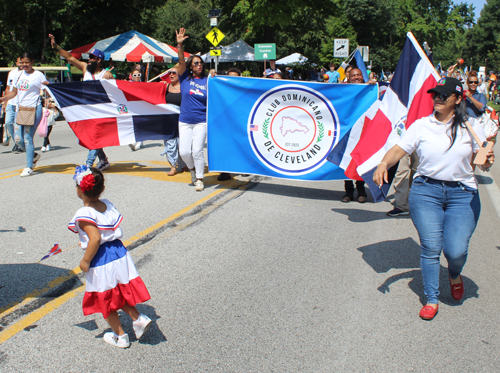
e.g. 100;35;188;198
374;77;494;320
0;52;49;176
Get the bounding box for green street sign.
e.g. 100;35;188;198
254;44;276;60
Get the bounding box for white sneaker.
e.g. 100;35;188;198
133;314;152;340
134;142;143;151
190;169;196;184
41;146;47;152
96;159;110;171
33;152;41;168
46;144;51;151
194;179;204;191
20;168;34;177
103;332;130;348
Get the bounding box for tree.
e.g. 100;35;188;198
467;0;500;70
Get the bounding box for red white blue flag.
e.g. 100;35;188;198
329;32;440;202
46;80;179;149
40;244;62;261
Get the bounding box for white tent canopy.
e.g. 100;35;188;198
275;53;308;65
201;39;255;63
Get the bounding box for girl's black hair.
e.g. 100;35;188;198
447;94;468;150
185;55;206;81
20;52;35;61
81;167;105;198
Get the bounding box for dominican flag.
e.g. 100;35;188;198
329;32;440;202
40;244;62;261
45;80;179;149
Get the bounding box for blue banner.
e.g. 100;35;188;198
207;77;377;180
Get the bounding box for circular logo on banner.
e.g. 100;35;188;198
248;84;339;175
117;104;128;115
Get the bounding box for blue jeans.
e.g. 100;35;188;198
5;104;16;142
21;104;43;168
409;176;481;304
161;137;186;168
86;148;107;167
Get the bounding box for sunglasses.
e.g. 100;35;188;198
168;71;177;75
432;93;453;101
88;55;98;60
468;80;478;84
193;61;204;66
132;73;142;77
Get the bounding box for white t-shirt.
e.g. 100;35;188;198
477;83;488;96
6;68;22;107
397;113;486;189
16;70;45;108
83;69;108;81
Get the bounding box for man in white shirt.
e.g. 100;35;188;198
2;57;22;151
49;34;113;170
477;77;489;100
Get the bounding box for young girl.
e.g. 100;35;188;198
68;165;152;348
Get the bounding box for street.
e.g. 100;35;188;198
1;121;500;372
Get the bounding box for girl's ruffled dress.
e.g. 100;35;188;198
68;199;150;318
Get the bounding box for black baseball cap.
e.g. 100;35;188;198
427;77;463;96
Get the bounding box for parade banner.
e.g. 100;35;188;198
207;77;378;180
46;80;179;150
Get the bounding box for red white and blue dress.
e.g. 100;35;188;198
68;199;150;318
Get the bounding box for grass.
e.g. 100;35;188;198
488;101;500;112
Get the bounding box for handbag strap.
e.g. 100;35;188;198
464;120;487;148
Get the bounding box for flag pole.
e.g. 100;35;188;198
148;69;171;83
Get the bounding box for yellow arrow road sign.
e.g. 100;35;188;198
210;49;222;56
206;27;225;47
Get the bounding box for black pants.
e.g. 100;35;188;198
344;180;366;197
43;126;53;146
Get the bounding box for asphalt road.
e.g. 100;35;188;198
1;122;500;372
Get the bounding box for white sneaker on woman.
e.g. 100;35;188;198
103;332;130;348
41;146;46;152
20;168;34;177
194;179;204;191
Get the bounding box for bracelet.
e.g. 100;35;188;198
53;45;61;51
379;161;388;168
177;44;183;48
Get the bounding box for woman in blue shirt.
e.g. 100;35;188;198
176;27;209;191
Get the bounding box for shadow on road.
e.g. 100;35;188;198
358;237;479;305
92;304;167;346
331;208;393;222
251;182;342;201
0;263;82;317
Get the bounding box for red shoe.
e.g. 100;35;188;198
419;304;439;320
450;275;464;300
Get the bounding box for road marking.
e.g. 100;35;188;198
0;286;85;344
0;170;20;180
0;169;19;177
0;161;227;184
477;174;500;218
0;179;249;344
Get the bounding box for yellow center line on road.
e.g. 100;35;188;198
0;170;21;180
0;286;86;344
0;179;248;345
